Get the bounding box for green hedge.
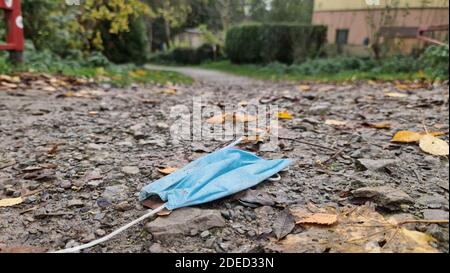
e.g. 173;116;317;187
225;23;327;64
149;44;223;65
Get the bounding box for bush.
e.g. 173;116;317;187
0;56;12;74
149;44;222;65
101;17;150;65
172;48;201;65
421;44;449;80
225;23;327;64
286;56;376;75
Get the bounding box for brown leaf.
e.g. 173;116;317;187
296;213;338;226
363;122;391;129
142;196;172;216
0;244;47;253
270;205;438;253
47;144;59;155
272;209;295;240
158;167;178;175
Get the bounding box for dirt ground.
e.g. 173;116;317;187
0;69;448;253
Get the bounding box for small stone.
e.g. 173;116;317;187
422;209;449;221
417;195;448;209
145;208;225;241
149;243;164;253
309;102;331;115
121;166;140;175
205;237;215;248
156;122;169;129
190;229;199;236
355;159;399;172
81;233;96;243
60;180;72;189
352;186;414;211
247;230;257;237
67;199;84;208
87;143;104;150
115;201;132;211
102;185;129;203
221;210;232;220
200;230;210;238
426;225;448;242
95;229;106;237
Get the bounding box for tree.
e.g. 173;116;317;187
248;0;269;22
269;0;313;24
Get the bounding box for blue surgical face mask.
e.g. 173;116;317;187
140;146;292;210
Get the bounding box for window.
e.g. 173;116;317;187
336;29;349;45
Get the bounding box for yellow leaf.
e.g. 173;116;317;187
419;135;449;156
395;84;409;90
158;167;178;175
392;131;446;143
278;112;293;120
162;89;177;95
385;92;408;98
0;197;23;208
399;228;438;252
325;119;347;126
299;85;311;91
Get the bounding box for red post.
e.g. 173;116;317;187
0;0;24;63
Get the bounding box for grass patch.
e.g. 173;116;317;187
201;61;431;83
53;66;194;87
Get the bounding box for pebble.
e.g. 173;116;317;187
121;166;140;175
200;230;210;238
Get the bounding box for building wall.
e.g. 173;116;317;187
313;8;449;45
314;0;449;11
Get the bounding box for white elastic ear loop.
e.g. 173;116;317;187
268;173;281;182
50;204;167;253
223;137;244;150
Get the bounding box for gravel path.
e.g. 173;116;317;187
0;73;448;253
145;64;260;87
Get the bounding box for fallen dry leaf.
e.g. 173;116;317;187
363;122;391;129
47;144;59;155
325;119;347;126
278;112;293;120
0;244;47;253
206;114;227;124
0;197;23;208
158;167;178;175
395;84;409;90
142;196;172;216
207;113;257;124
162;88;177;95
298;85;311;92
419;135;449;156
234;113;257;123
392;131;423;142
385;92;408;98
296;213;338;226
269;204;439;253
392;131;446;143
